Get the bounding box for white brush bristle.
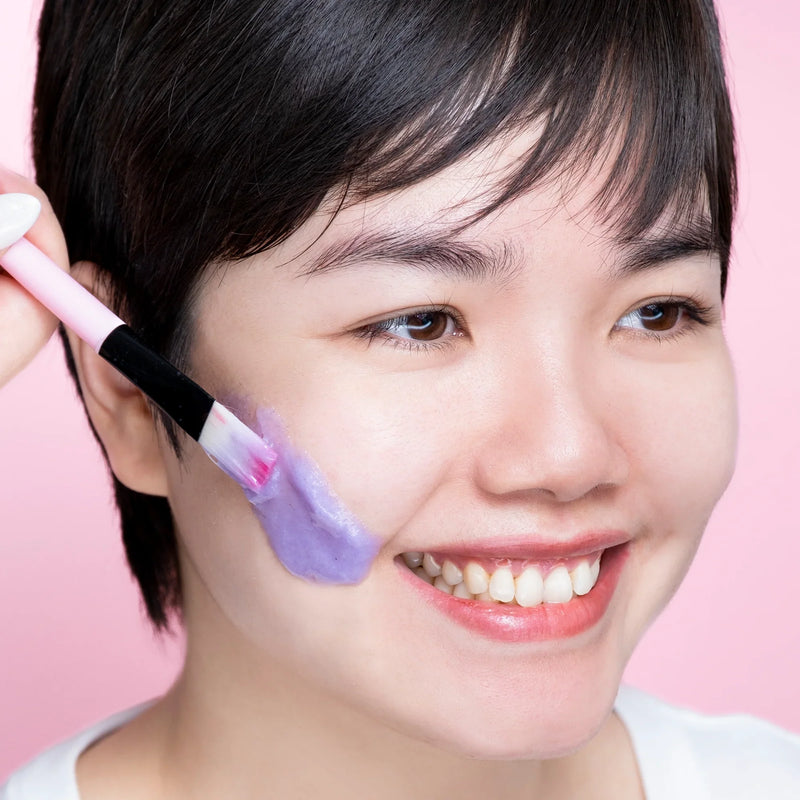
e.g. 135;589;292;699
198;402;277;491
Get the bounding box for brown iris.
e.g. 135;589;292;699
638;303;682;332
400;312;450;340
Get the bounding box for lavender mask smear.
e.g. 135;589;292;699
240;407;380;583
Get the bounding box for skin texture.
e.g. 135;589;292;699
72;134;737;799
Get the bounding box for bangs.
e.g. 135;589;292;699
331;0;735;255
217;0;735;271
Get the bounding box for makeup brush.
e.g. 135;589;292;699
0;195;277;493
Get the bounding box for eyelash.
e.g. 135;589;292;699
352;296;715;352
352;304;467;353
613;295;716;341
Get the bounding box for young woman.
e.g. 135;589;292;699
1;1;798;797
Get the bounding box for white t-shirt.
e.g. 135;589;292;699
3;686;799;799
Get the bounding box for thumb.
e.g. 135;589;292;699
0;193;41;249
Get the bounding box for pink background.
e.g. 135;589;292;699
1;0;798;780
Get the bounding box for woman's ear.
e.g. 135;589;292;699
67;261;169;496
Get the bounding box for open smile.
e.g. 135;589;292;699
402;550;603;605
397;538;630;643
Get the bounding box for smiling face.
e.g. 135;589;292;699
157;136;737;760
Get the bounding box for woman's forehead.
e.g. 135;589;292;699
262;133;715;282
223;183;715;311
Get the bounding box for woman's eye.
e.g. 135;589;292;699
355;309;465;348
616;300;702;335
385;311;456;341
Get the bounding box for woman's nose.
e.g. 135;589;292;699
472;349;629;504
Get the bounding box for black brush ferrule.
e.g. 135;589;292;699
98;325;214;441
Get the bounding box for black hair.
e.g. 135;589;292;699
33;0;736;629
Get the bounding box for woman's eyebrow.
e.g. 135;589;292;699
610;217;719;279
298;229;523;284
296;218;717;283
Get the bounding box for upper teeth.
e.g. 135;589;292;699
403;551;602;606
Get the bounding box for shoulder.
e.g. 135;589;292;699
1;704;149;800
616;685;800;800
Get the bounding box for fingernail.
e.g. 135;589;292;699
0;193;42;249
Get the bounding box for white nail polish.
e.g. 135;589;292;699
0;194;42;249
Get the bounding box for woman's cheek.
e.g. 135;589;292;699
671;356;736;506
618;330;734;453
286;387;462;541
624;349;737;534
274;350;480;541
608;350;737;650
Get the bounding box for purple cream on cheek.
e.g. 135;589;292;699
238;407;381;584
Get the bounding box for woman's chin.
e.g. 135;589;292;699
423;725;604;762
395;691;616;762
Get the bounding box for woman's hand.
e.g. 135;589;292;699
0;169;70;386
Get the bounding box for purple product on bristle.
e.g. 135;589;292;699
243;408;381;584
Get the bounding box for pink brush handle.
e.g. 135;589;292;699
0;238;124;351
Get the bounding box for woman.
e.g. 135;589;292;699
2;1;798;797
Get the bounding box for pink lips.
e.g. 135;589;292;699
399;534;631;643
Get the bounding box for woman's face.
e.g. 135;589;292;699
159;136;737;758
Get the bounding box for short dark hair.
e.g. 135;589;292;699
33;0;736;629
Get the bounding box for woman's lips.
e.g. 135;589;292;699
397;542;630;643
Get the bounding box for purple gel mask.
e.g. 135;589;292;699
238;407;381;584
